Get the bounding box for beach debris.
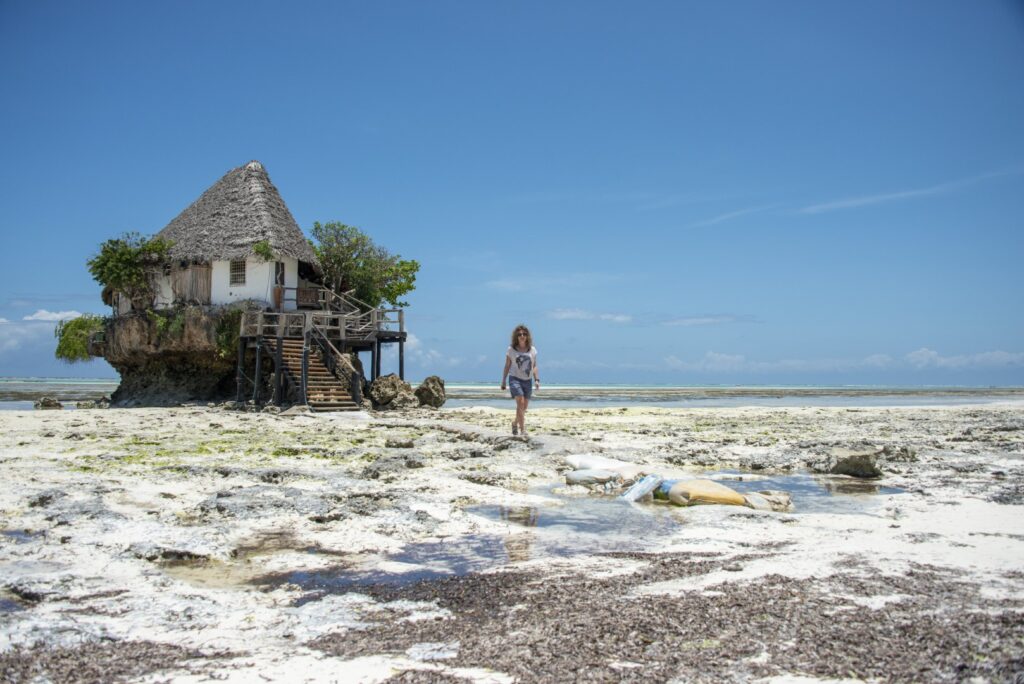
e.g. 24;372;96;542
33;396;63;410
619;474;663;502
565;469;622;485
414;375;446;408
656;479;748;507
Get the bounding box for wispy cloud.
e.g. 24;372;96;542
905;348;1024;369
485;272;628;294
798;167;1024;215
689;204;779;228
547;308;632;323
664;347;1023;373
663;314;753;327
23;309;82;322
0;320;55;353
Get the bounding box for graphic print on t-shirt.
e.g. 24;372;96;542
515;353;532;377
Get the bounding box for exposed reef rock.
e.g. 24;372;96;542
368;374;418;410
415;375;446;408
96;305;245;407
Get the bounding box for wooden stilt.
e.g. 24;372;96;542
399;339;405;381
235;338;246;402
273;335;283;406
252;340;263;404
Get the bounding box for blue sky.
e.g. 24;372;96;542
1;1;1022;385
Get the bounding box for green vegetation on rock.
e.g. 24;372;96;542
87;232;173;311
310;221;419;309
54;315;106;363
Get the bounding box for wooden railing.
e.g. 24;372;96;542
239;289;405;343
309;323;363;403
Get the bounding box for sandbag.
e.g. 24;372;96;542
667;479;747;507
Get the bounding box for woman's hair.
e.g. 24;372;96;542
510;324;533;349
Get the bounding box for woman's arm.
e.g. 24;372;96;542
500;356;511;389
533;354;540;386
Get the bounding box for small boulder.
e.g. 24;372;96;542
565;469;622;485
369;374;417;409
33;396;62;410
828;446;883;478
744;490;794;512
415;376;446;408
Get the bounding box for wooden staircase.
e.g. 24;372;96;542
265;338;361;412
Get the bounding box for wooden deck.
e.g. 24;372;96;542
236;288;408;410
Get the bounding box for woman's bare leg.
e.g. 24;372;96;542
516;396;527;433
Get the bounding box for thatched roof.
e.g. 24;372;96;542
156;161;320;270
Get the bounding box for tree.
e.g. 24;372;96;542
87;232;172;311
310;221;419;309
54;315;105;363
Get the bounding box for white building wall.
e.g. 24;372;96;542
210;257;299;310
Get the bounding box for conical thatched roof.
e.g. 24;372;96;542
156;161;320;269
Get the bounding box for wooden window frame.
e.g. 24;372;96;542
229;260;246;286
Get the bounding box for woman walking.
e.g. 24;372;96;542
500;324;539;436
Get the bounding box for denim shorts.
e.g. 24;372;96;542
508;376;533;399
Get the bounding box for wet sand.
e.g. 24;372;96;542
1;403;1022;682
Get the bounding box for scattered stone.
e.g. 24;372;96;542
565;469;621;485
414;375;446;408
33;396;62;410
386;438;415;449
828;446;884;478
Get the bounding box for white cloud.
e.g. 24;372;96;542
0;318;8;324
0;321;54;353
688;204;778;228
23;309;82;322
384;332;464;370
664;348;1023;374
664;315;742;327
547;308;632;323
905;348;1024;369
485;272;628;294
798;167;1023;215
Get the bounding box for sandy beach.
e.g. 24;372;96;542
1;402;1022;682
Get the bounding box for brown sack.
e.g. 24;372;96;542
668;479;747;507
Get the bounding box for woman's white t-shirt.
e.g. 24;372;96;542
507;346;537;381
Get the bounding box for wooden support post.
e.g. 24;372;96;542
369;344;377;382
300;341;309;405
273;336;283;406
252;340;263;404
399;339;405;381
375;339;382;379
235;337;246;402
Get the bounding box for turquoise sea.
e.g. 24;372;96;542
2;377;1022;410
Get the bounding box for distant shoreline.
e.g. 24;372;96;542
3;376;1022;408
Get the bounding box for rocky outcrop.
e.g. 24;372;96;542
97;305;247;407
33;396;63;410
368;374;419;410
809;444;884;478
415;375;446;408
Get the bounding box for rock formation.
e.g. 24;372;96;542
414;375;446;408
93;305;246;407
